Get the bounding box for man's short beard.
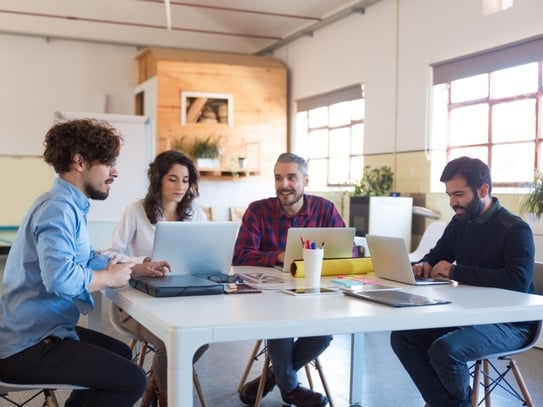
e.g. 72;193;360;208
85;184;109;201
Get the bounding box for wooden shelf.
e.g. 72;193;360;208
199;168;259;179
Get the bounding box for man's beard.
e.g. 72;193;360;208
85;183;109;200
277;189;303;208
453;194;483;222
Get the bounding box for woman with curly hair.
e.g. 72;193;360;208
104;150;208;406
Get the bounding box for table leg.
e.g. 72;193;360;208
349;332;364;406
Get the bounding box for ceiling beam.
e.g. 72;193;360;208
255;0;383;55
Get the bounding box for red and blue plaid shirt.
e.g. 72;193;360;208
233;194;347;266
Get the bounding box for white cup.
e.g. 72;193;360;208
303;248;324;288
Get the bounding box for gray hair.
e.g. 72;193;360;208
275;152;308;176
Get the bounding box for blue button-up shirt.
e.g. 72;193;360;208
0;178;109;358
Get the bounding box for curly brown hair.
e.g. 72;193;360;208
144;150;200;223
43;119;122;174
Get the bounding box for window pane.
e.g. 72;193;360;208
307;129;328;159
450;73;488;103
491;62;539;99
329;101;352;127
351;99;365;120
492;143;534;183
350;155;365;184
492;99;536;143
351;124;364;155
329;128;350;158
308;158;328;187
449;104;489;146
328;157;350;184
308;106;328;128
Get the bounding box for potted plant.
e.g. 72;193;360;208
349;165;395;236
173;135;221;168
522;169;543;220
352;165;394;197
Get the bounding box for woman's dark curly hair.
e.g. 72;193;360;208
144;150;200;223
43;119;122;174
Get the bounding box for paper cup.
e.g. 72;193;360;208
303;248;324;288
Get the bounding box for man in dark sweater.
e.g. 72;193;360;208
390;156;536;407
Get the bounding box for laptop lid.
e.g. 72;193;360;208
281;227;356;272
151;221;240;277
365;235;451;286
129;274;224;297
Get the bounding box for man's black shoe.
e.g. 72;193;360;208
239;367;275;404
280;384;329;407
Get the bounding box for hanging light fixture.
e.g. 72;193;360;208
164;0;172;30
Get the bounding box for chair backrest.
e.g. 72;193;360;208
534;261;543;294
408;221;447;262
108;302;138;341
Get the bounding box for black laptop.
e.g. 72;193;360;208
129;274;224;297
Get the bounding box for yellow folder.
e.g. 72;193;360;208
290;258;373;278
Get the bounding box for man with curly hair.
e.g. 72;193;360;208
0;119;153;406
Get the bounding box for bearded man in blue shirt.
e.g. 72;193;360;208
0;119;152;406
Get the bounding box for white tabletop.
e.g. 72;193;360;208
102;266;543;406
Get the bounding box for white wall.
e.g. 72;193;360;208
276;0;543;155
0;34;138;156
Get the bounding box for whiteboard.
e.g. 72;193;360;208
54;112;155;222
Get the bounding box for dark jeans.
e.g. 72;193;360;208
0;326;146;407
390;323;534;407
267;335;333;391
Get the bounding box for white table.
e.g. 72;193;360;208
101;267;543;406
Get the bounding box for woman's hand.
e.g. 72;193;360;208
131;260;171;277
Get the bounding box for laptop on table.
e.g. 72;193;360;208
365;234;451;286
279;227;356;272
129;221;241;297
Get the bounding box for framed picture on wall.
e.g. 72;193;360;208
181;91;233;127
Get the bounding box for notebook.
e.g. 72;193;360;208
365;235;452;286
343;289;451;307
280;227;356;272
129;274;224;297
151;221;240;277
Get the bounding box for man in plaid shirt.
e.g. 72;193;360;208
234;152;347;407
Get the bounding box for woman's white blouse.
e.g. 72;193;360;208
102;200;208;263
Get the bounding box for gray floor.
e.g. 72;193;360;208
1;251;542;406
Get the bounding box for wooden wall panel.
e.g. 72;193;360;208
137;48;287;177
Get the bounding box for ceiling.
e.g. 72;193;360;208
0;0;382;55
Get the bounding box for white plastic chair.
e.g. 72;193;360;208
408;221;447;263
0;381;87;407
469;261;543;406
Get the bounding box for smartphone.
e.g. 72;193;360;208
224;283;262;294
281;287;339;296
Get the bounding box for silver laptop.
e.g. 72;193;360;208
365;235;451;285
280;227;356;272
152;221;240;277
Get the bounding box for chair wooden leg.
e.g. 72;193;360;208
254;353;271;407
44;389;59;407
137;341;148;367
510;360;535;407
471;361;481;407
482;359;491;407
314;358;334;407
193;368;207;407
304;364;314;389
237;339;263;392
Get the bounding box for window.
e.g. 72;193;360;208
431;35;543;188
295;84;365;187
